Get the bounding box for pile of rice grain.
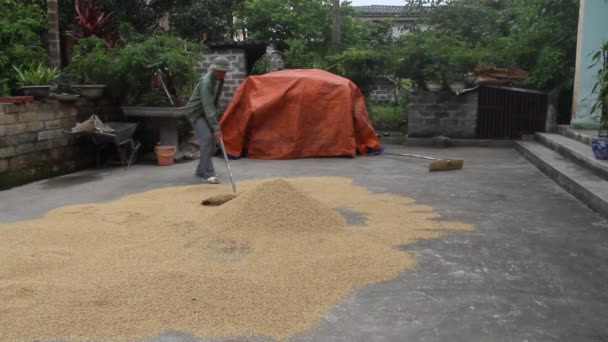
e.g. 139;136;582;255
0;177;473;341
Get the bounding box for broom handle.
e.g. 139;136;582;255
218;137;237;194
384;152;438;161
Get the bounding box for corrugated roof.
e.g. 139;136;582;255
353;5;405;16
353;5;431;17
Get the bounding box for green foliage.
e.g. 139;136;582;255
240;0;332;43
421;0;514;47
368;104;407;132
64;36;116;85
242;0;394;69
60;0;245;41
396;78;415;111
341;15;395;49
0;0;47;95
171;0;245;41
510;0;579;89
139;90;173;107
63;34;200;105
251;56;271;75
60;0;158;36
329;48;394;94
255;1;397;91
53;70;81;94
283;39;327;69
12;64;59;86
402;0;579;90
115;35;200;104
395;31;476;84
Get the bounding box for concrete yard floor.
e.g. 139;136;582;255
1;146;608;342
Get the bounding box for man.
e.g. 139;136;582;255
186;56;231;184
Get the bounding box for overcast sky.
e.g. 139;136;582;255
345;0;405;6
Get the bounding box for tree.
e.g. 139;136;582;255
239;0;333;44
400;0;579;91
170;0;245;41
0;0;47;95
239;0;394;61
59;0;245;41
510;0;579;90
59;0;157;36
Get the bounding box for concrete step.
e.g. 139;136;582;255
536;132;608;181
557;124;594;145
515;140;608;219
378;131;406;145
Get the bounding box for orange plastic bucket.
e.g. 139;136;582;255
154;145;176;166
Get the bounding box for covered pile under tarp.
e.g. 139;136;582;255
219;69;382;159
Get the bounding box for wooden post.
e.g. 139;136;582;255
332;0;341;46
47;0;61;68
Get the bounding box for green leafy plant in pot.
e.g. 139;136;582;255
446;71;466;92
116;35;200;107
447;46;477;92
66;36;113;99
12;64;59;100
52;70;82;101
423;63;445;92
590;42;608;160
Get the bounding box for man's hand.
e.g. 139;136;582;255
214;130;223;142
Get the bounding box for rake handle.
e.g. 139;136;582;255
218;137;237;194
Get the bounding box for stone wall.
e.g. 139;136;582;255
408;91;478;139
369;81;398;103
198;48;247;110
0;99;121;189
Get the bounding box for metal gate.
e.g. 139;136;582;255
476;86;548;139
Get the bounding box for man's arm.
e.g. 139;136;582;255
200;76;219;130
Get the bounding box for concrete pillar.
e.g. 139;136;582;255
47;0;61;68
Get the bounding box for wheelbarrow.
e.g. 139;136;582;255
63;122;141;167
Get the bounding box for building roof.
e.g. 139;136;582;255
353;5;431;18
353;5;404;16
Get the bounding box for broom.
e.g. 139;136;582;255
383;152;464;172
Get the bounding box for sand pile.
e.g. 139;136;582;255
0;177;474;341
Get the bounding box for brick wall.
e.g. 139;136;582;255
0;99;121;189
197;48;247;110
408;91;478;139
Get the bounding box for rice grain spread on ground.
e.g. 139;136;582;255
0;177;473;341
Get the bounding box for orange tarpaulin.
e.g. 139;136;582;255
219;69;382;159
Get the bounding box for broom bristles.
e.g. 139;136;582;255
428;159;464;172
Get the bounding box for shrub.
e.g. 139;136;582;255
0;1;47;95
63;34;200;105
368;104;407;132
